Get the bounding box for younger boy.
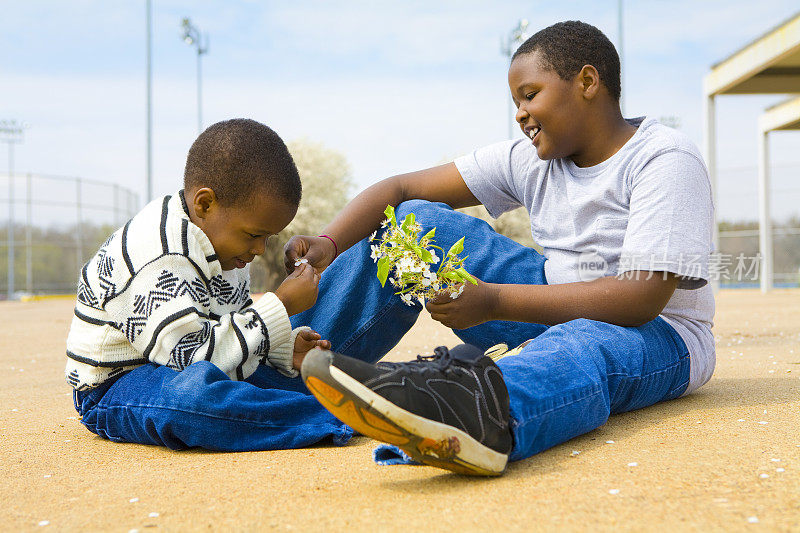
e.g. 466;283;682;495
287;21;715;475
67;118;352;451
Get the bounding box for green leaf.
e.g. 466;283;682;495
422;227;436;241
457;267;478;285
377;257;391;287
401;212;415;232
447;237;465;257
420;248;434;263
441;271;461;282
384;205;397;227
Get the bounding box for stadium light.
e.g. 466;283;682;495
501;19;530;139
181;17;209;135
146;0;153;202
1;120;27;299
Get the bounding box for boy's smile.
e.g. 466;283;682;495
508;50;637;168
508;51;585;162
186;188;297;271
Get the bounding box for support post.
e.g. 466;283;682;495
703;93;718;292
757;128;773;292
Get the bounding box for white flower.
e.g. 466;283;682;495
429;251;439;264
370;245;381;262
381;219;389;228
369;231;377;241
400;293;413;306
449;284;465;299
397;255;423;274
421;277;431;287
370;245;380;261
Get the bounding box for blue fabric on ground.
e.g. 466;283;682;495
373;444;420;466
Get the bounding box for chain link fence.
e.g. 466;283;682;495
2;172;797;297
717;227;800;288
1;173;139;298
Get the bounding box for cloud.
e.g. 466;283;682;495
2;0;799;224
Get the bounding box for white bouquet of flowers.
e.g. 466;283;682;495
371;205;477;306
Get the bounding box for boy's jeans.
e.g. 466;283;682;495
292;200;690;461
75;200;689;458
73;358;353;451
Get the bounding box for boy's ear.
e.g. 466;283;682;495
577;64;601;100
192;187;217;219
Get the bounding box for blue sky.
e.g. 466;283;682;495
2;0;800;224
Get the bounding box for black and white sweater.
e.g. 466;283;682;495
66;191;301;391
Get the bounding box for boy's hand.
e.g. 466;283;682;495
292;329;331;370
274;262;321;316
284;235;337;274
425;277;499;330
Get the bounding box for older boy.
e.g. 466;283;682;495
67;119;352;451
288;21;714;475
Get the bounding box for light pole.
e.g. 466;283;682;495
181;17;209;136
146;0;153;203
618;0;625;116
1;120;26;300
501;19;529;139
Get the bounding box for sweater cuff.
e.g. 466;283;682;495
267;326;312;378
251;293;292;373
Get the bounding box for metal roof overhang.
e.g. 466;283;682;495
760;96;800;131
705;12;800;96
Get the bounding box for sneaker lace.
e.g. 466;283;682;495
414;346;454;370
378;346;455;373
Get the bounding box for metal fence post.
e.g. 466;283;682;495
75;177;83;275
113;183;120;227
26;173;32;294
7;145;14;298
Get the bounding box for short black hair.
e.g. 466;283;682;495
184;118;302;207
511;21;621;101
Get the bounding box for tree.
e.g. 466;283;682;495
458;205;540;251
250;138;354;291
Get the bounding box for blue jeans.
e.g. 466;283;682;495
293;200;690;461
73;361;353;451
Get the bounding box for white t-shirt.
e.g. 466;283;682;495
454;117;715;394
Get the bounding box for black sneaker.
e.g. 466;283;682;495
301;345;512;476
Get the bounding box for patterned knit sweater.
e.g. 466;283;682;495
65;191;300;391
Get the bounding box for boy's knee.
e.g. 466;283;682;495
395;200;454;225
160;361;230;406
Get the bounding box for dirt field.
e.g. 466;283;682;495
1;289;799;531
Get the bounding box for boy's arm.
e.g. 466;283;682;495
284;162;480;272
104;258;294;380
426;272;679;329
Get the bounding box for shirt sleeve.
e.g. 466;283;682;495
454;140;530;218
104;255;292;380
618;149;714;289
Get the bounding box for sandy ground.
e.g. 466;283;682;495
1;290;799;532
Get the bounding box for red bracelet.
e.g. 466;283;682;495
318;234;338;259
